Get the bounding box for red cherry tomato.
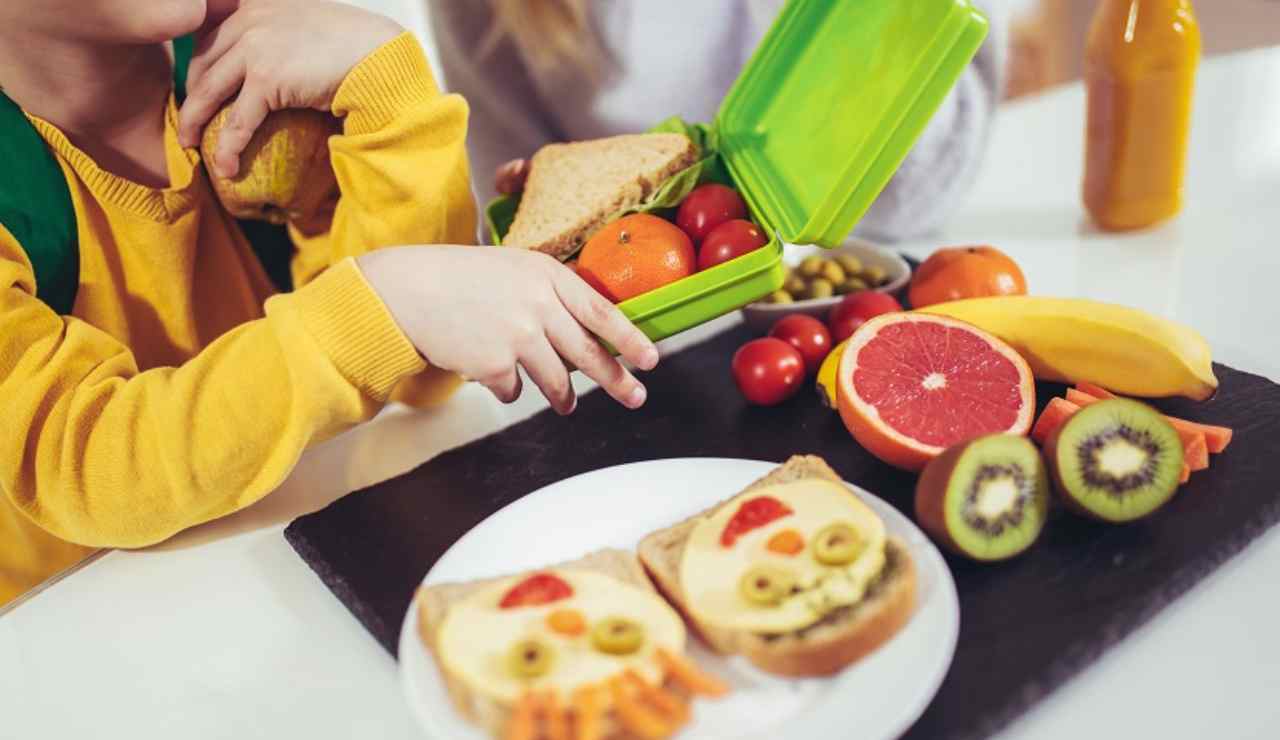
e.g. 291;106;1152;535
676;184;747;245
698;220;768;271
768;314;831;377
731;338;805;406
827;292;903;343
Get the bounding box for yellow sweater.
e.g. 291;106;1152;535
0;33;476;606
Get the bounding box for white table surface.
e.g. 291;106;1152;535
4;3;1280;738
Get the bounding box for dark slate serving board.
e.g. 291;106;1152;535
285;323;1280;740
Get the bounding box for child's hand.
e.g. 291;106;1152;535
177;0;402;178
357;246;660;415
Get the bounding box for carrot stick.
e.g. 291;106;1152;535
1184;432;1209;472
1075;384;1233;453
623;669;690;725
1075;381;1117;400
1031;397;1080;445
608;677;674;739
542;689;570;740
655;648;729;698
505;692;538;740
570;685;604;740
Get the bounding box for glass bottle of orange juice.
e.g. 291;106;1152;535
1083;0;1201;231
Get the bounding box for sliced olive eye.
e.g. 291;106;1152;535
507;638;555;678
590;616;645;655
738;564;797;606
813;523;864;566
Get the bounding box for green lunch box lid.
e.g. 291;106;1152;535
716;0;988;247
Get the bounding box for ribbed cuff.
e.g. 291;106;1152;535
278;258;425;400
332;32;441;135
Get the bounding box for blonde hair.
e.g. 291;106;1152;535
482;0;600;75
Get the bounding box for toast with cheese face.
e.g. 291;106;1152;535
416;549;728;739
638;456;917;677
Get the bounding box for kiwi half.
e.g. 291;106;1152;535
915;434;1050;562
1046;398;1183;523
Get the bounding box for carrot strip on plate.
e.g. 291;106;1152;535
1071;384;1234;453
542;689;570;740
570;684;604;740
622;669;690;725
608;677;673;739
655;648;730;698
506;691;539;740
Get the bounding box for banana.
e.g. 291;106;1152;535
916;296;1217;400
815;337;848;408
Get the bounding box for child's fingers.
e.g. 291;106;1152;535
479;367;522;405
546;308;647;410
185;7;250;91
213;89;272;178
519;338;577;416
552;270;659;372
494;159;530;195
177;47;247;148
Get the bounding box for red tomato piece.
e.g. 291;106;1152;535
499;572;574;608
721;496;795;547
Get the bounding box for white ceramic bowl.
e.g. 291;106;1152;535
741;238;911;333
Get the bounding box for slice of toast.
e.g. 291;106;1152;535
638;455;918;677
415;549;654;736
503;133;698;260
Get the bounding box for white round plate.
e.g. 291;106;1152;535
400;458;958;740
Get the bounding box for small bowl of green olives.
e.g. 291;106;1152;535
742;239;911;332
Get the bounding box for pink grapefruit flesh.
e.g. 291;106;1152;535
836;313;1036;471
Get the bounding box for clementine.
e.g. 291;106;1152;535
577;214;695;303
908;245;1027;308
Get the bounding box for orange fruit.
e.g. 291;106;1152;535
908;245;1027;308
577;214;695;303
835;313;1035;472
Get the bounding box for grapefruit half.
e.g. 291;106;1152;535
836;313;1035;471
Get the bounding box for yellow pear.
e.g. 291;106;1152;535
201;107;341;224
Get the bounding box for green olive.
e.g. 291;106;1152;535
813;523;864;566
783;275;808;295
819;261;846;284
863;265;888;286
507;638;555;678
838;276;869;294
590;617;645;655
797;256;825;278
764;290;794;305
738;564;797;606
804;278;834;299
835;254;864;275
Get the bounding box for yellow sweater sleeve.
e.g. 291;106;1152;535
289;32;478;284
0;233;425;548
288;32;476;407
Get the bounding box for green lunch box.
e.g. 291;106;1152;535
486;0;989;342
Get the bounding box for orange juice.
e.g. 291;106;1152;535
1083;0;1200;231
